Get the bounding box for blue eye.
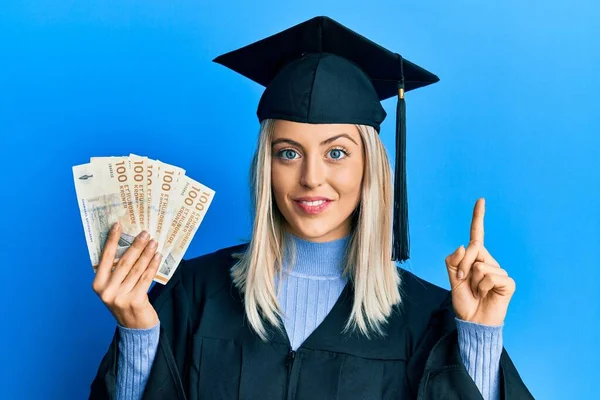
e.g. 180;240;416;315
279;149;299;160
328;148;348;160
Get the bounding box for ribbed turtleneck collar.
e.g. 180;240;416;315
282;231;351;278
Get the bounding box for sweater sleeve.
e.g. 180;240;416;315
455;317;503;400
116;322;160;400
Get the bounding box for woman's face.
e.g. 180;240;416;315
271;119;364;242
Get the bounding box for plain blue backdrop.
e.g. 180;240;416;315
1;1;598;398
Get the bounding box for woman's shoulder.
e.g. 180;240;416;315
146;243;248;329
396;266;452;314
387;268;455;340
150;242;248;305
178;242;248;292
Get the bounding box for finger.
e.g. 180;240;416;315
478;274;516;299
445;245;466;286
131;251;162;296
470;198;485;245
107;230;151;286
456;240;483;281
469;262;509;299
446;245;465;269
94;222;122;290
120;239;159;294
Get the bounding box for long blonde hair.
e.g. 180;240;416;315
231;118;402;340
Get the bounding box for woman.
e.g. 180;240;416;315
90;17;533;400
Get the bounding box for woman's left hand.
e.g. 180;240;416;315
445;198;515;326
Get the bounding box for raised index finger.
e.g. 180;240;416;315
470;198;485;244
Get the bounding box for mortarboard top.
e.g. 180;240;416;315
213;16;439;263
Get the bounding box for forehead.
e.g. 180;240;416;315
272;120;361;144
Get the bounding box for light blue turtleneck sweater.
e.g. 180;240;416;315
115;234;502;399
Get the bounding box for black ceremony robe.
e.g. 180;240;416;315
90;243;534;399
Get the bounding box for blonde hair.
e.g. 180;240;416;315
231;118;402;340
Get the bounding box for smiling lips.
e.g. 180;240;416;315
293;197;332;215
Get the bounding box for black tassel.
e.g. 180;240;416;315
392;81;409;263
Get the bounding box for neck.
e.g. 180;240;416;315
282;231;351;277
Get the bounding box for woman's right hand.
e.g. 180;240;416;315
92;221;162;329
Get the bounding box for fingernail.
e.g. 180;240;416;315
138;231;149;240
149;239;157;248
111;222;120;231
457;270;464;280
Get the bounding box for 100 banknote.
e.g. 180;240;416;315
72;154;214;284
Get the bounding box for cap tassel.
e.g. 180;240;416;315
392;81;409;263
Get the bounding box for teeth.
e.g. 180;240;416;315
299;200;326;206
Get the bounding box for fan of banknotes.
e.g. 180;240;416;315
72;154;215;285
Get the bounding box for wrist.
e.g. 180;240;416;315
117;308;159;329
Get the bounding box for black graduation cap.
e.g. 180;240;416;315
213;16;439;263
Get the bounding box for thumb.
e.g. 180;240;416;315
447;245;465;278
453;245;465;263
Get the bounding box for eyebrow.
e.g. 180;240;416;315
271;133;359;148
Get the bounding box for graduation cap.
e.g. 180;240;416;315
213;16;439;263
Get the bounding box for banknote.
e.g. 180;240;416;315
128;154;148;233
145;158;156;239
73;155;213;284
156;176;215;283
149;160;186;255
73;163;104;266
73;162;133;268
89;157;141;261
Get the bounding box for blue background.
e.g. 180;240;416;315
1;1;598;398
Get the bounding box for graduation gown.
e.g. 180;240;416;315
90;243;534;400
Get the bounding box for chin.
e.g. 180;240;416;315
288;218;346;242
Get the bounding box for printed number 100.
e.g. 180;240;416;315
184;186;211;211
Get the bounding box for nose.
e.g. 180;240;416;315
300;153;326;189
